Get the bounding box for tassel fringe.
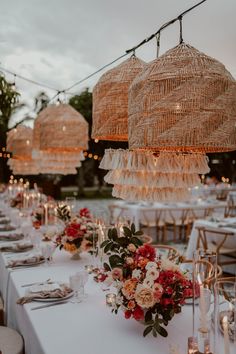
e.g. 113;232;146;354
100;149;210;174
104;170;200;188
112;185;191;202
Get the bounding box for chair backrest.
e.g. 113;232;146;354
138;234;153;244
152;244;180;261
195;226;235;254
139;209;163;227
165;208;190;224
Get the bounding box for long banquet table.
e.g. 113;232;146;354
110;200;227;229
0;208;232;354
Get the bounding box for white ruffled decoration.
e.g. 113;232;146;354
112;185;191;203
100;149;210;174
104;170;201;188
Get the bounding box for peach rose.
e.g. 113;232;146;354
134;284;156;308
111;268;123;280
153;283;163;302
127;243;136;252
122;279;137;299
126;257;134;265
127;300;136;310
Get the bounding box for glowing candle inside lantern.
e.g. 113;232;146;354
44;204;48;225
222;316;230;354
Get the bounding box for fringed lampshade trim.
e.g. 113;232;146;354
100;149;210;174
104;169;200;188
112;184;190;202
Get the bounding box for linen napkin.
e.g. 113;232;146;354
17;283;73;304
0;241;33;252
0;225;16;232
6;252;44;268
0;218;10;225
0;233;24;241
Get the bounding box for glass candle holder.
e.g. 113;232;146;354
106;293;116;306
214;279;235;354
84;265;94;274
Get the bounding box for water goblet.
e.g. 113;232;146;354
75;270;88;299
69;274;83;303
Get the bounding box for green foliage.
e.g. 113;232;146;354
56;204;71;223
101;223;143;272
0;74;20;131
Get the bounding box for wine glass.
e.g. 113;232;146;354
65;197;76;213
75;270;88;299
213;279;236;354
41;243;56;265
69;274;83;303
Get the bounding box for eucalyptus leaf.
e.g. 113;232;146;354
143;326;153;337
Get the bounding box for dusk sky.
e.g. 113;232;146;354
0;0;235;125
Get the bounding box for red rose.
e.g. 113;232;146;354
124;310;132;319
136;244;156;261
133;306;144;321
161;298;174;306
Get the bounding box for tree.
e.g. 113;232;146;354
0;74;20;182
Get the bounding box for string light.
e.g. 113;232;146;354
0;0;207;102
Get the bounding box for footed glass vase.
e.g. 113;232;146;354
70;249;81;260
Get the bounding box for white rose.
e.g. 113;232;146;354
132;269;142;279
146;268;159;280
161;258;180;272
143;277;154;288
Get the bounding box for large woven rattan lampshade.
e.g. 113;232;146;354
38;104;88;152
128;42;236;152
32;105;86;174
92;56;146;141
7;126;33;160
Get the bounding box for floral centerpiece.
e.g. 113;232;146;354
31;204;44;229
100;224;193;338
56;206;98;258
10;192;23;209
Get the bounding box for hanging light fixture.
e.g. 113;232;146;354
7;126;39;175
32;104;88;174
128;42;236;153
92;55;146;141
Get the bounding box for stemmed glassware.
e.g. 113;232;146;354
192;249;218;353
69;270;88;303
214;279;235;354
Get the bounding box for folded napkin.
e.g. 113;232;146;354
0;225;16;232
7;253;44;268
0;218;9;224
17;283;73;304
0;233;24;241
0;241;33;252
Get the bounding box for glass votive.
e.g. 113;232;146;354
106;293;116;306
187;336;198;354
84;265;94;274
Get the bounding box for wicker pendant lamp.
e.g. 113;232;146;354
128;42;236;153
92;55;146;141
32;104;87;174
7;126;33;160
38;104;88;152
7;126;39;175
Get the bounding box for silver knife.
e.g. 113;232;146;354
31;300;69;311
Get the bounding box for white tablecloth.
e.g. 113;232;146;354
186;217;236;261
0;204;232;354
110;200;227;229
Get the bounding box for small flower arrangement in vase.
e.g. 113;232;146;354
10;192;23;209
56;206;98;259
100;224;193;338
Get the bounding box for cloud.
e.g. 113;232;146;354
0;0;235;125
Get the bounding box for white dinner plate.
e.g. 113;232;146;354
33;291;74;302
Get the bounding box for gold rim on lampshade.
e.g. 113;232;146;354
128;42;236;153
92;56;146;141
